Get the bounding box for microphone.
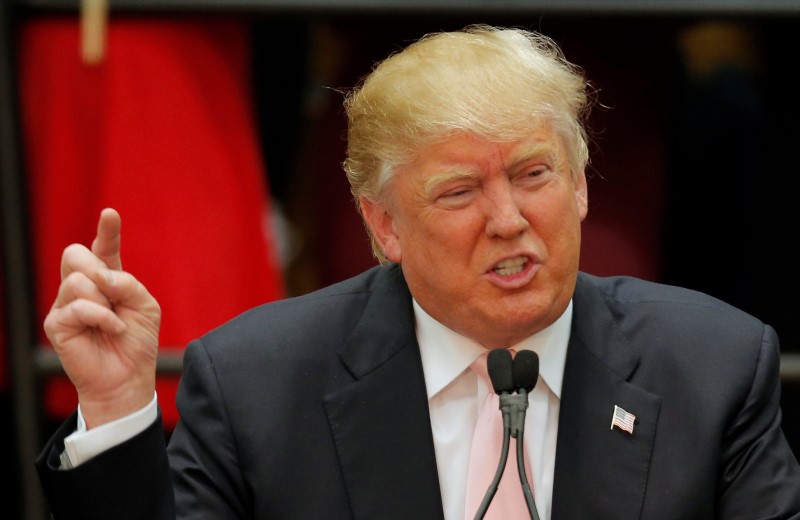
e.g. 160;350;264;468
510;350;540;520
512;350;538;392
473;349;514;519
473;349;541;520
487;348;514;394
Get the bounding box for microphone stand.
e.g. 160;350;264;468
473;392;540;520
472;394;513;520
475;349;541;520
511;389;539;520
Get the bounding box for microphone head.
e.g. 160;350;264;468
512;350;539;392
487;349;514;394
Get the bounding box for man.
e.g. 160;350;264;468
37;25;800;519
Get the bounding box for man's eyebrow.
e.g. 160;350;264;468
422;169;479;198
506;141;558;166
420;141;559;198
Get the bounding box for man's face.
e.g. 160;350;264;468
362;123;588;348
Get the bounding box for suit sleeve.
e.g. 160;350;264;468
717;325;800;519
167;339;251;518
35;411;174;520
36;339;254;520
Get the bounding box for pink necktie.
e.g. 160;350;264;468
464;351;533;520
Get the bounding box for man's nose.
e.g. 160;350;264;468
484;189;529;239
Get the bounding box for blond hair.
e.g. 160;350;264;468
343;25;591;261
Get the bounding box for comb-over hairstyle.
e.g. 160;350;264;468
343;25;591;261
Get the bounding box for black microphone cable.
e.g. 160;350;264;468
511;350;540;520
472;349;541;520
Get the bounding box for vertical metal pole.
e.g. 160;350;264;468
0;1;48;519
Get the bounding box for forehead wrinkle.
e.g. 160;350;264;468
422;168;479;198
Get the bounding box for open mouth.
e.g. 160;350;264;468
492;256;529;277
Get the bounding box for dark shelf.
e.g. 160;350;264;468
14;0;800;16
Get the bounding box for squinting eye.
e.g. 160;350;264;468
513;166;551;188
436;186;476;208
521;166;553;181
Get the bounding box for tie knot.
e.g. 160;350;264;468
470;348;515;387
469;351;491;386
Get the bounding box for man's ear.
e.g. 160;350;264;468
359;196;402;263
575;170;588;221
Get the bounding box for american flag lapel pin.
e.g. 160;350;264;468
611;405;636;434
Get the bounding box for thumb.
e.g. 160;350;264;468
91;208;123;271
95;268;159;317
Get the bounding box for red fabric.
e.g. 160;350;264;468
18;16;284;428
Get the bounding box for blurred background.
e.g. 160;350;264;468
2;1;799;518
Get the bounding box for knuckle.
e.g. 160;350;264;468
43;311;57;332
63;270;90;288
62;243;87;259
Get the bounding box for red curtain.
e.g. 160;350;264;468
18;16;284;429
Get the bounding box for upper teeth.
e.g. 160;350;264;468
494;256;527;276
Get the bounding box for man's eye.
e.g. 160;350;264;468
436;187;475;208
517;167;551;184
442;189;470;198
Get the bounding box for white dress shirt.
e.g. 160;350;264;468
415;299;572;520
63;392;158;468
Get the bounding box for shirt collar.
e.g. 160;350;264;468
414;299;573;400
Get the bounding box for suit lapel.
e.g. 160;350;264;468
552;274;661;520
321;268;661;519
323;266;445;520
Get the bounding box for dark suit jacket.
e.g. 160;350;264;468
37;264;800;519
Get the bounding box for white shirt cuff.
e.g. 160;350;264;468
62;392;159;468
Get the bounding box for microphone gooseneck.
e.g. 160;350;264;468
473;349;515;519
473;349;541;520
515;429;538;520
511;350;540;520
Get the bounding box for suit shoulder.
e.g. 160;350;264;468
575;273;779;401
582;273;760;325
577;272;773;359
197;264;404;352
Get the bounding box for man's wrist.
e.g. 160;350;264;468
61;392;158;469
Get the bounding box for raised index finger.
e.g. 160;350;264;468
91;208;122;271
